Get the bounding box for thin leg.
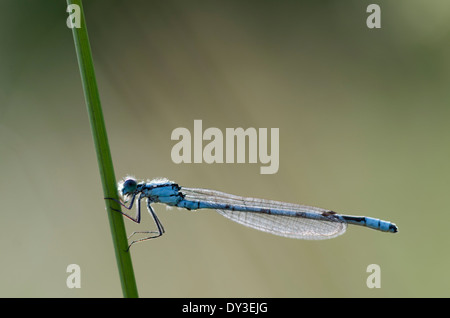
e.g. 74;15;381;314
126;201;165;250
105;194;142;224
148;200;165;235
127;230;160;240
105;194;137;210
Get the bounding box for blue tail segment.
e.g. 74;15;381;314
342;215;398;233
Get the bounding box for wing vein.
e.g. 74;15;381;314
181;187;347;239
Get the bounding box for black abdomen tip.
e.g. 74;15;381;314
390;223;398;233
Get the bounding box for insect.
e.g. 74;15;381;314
106;177;398;249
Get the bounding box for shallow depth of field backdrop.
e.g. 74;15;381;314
1;0;449;297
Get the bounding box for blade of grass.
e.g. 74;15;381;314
67;0;139;298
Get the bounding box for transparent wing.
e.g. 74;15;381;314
181;187;347;240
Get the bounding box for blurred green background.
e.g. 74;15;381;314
1;0;449;297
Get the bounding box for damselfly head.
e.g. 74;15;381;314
119;177;138;197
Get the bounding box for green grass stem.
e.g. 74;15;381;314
67;0;139;298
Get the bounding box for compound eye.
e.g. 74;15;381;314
124;179;137;188
122;178;137;195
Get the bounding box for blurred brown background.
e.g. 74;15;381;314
1;0;449;297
